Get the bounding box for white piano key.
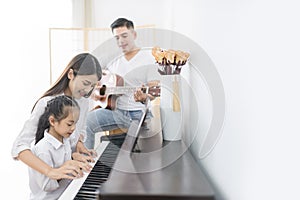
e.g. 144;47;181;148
58;141;110;200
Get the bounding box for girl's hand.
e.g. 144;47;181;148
46;160;92;180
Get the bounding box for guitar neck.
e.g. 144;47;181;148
105;86;146;95
102;86;160;97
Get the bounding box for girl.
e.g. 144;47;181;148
12;53;102;180
29;95;80;199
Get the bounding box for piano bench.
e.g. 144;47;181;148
100;133;127;148
107;128;128;135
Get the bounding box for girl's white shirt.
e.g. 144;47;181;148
29;131;72;200
11;94;90;159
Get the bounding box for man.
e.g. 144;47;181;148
85;18;159;149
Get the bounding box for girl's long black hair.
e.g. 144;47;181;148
35;95;80;144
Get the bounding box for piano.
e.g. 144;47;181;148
59;104;215;200
58;136;125;200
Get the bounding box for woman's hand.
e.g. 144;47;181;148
72;152;95;163
46;160;92;180
76;140;97;158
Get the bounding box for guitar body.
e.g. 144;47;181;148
95;70;124;110
93;70;160;110
103;94;119;110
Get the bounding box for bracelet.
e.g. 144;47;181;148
78;138;85;143
78;134;84;143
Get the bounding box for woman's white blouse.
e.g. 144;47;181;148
11;94;90;159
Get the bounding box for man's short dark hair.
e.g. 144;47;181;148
110;18;134;31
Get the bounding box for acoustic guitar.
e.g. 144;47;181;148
92;71;160;110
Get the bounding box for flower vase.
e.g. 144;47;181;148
160;74;183;141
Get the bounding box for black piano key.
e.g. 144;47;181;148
74;193;97;199
74;139;124;199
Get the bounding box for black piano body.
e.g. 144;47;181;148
99;140;215;200
63;104;215;200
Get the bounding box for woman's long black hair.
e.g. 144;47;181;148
35;95;80;144
32;53;102;111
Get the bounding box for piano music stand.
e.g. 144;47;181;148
119;105;148;154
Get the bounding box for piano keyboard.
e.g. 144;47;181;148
58;140;123;200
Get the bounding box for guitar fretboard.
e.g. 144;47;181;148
106;86;145;95
102;86;160;97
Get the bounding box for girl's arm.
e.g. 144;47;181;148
19;149;91;180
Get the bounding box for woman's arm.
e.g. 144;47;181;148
19;150;52;176
12;97;50;158
74;98;97;158
18;149;91;180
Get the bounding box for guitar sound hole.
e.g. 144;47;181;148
100;85;107;95
141;88;146;93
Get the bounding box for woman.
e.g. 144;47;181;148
12;53;102;180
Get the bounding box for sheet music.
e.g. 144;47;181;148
58;141;110;200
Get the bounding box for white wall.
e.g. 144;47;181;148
93;0;176;29
179;1;300;199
